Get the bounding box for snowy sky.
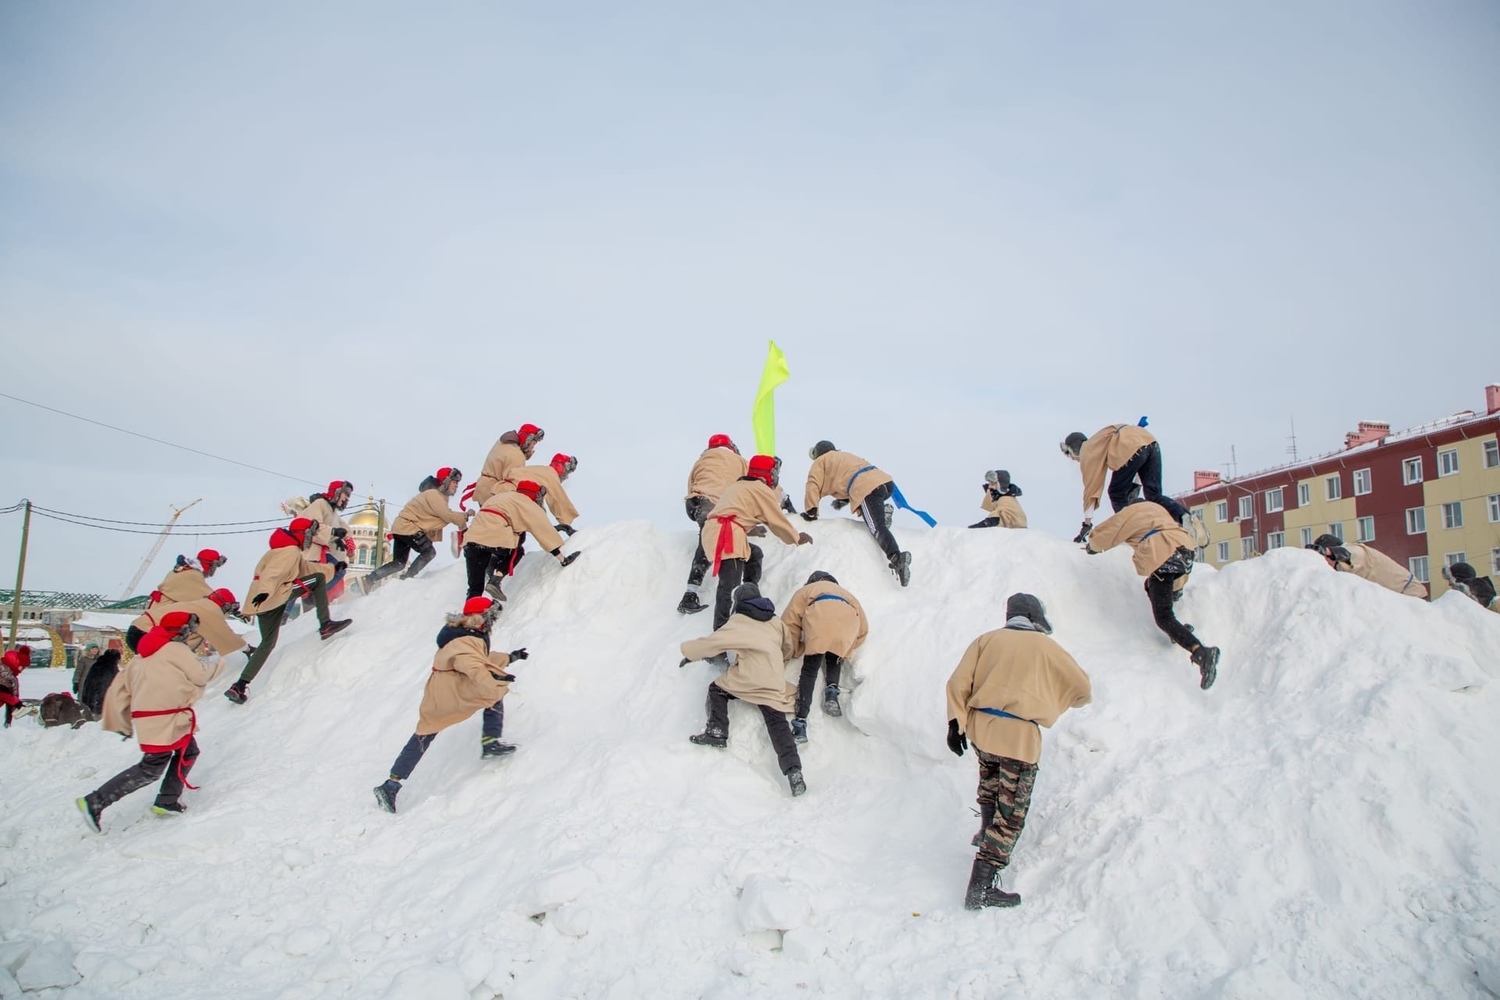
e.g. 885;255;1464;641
2;0;1497;596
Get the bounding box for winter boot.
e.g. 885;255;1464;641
790;718;808;744
224;680;248;705
787;768;807;797
890;551;912;588
971;803;996;847
676;591;708;615
373;779;400;814
1191;645;1220;690
484;579;508;602
689;727;728;749
822;685;842;717
964;855;1021;909
319;618;353;640
151;801;187;817
481;737;517;758
76;795;103;833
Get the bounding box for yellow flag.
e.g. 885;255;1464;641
751;340;789;456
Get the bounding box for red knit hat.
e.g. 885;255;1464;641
209;588;237;608
462;596;495;617
515;480;545;502
550;454;577;476
747;455;781;487
434;467;456;484
160;610;196;632
288;517;315;540
518;423;544;445
198;549;225;568
708;434;736;450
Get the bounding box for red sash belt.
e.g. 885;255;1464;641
710;515;741;577
132;707;199;788
480;508;526;575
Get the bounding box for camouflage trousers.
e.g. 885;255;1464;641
975;749;1039;868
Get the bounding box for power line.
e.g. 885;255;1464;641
27;504;285;529
0;390;321;487
24;509;278;537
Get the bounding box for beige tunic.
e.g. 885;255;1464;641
681;614;797;712
946;628;1092;764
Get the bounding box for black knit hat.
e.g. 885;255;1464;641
1005;593;1052;634
806;570;838;585
809;440;836;460
1061;432;1087;458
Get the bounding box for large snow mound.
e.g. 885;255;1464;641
2;518;1497;998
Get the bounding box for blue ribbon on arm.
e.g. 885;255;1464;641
889;483;937;527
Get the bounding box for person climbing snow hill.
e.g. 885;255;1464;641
300;480;356;602
1060;422;1204;546
1307;534;1428;599
366;468;470;588
474;424;544;505
151;549;226;606
802;441;912;587
779;570;868;743
968;470;1027;529
1443;561;1498;612
129;587;247;659
461;480;579;601
677;434;749;615
696;455;812;630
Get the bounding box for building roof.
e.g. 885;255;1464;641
0;590;151;611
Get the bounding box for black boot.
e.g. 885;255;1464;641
787;768;807;797
677;591;708;615
319;618;353;640
151;801;187;817
790;719;808;744
373;779;400;813
689;726;728;748
971;803;996;847
822;684;842;717
76;796;102;833
964;855;1021;909
1191;645;1220;690
890;551;912;587
485;578;508;602
481;738;517;758
224;680;248;705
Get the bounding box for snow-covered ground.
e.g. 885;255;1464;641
2;518;1497;998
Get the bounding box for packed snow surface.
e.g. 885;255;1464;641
2;519;1497;998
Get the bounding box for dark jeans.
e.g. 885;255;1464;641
387;701;505;780
1145;573;1198;651
684;496;715;587
1110;442;1188;521
368;533;437;585
858;481;901;561
87;736;200;811
463;542;514;599
794;653;843;719
712;545;763;630
706;682;801;775
238;575;331;684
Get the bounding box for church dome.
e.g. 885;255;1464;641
349;507;380;528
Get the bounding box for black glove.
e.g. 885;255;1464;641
559;551;581;567
679;657;692;668
333;561;348;574
1072;521;1093;544
780;496;796;514
946;719;967;757
801;510;818;522
986;487;1002;502
331;527;348;541
831;498;849;510
508;648;529;661
555;523;576;537
251;593;267;608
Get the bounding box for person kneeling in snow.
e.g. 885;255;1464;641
1086;499;1220;690
1443;561;1498;612
968;470;1027;529
946;594;1091;909
1307;534;1428;599
780;570;868;742
461;480;578;602
681;583;807;797
373;596;529;813
77;612;220;831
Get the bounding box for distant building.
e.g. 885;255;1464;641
0;590;146;666
1177;384;1500;599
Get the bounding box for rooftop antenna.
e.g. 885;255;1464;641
1286;418;1299;462
1225;445;1238;480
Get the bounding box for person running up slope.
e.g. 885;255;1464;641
299;480;356;603
517;453;582;537
700;455;813;629
1086;499;1220;690
151;549;227;605
946;594;1092;909
968;470;1027;529
802;440;912;587
677;434;749;615
780;570;867;742
77;611;220;831
225;517;352;705
474;423;544;505
373;596;529;813
366;468;471;587
462;480;579;601
682;583;807;797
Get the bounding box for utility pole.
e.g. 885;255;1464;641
375;499;387;566
7;500;31;652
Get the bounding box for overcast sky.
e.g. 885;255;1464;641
2;0;1497;597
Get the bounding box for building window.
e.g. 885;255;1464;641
1357;516;1375;542
1492;547;1500;575
1217;541;1230;563
1300;526;1313;547
1241;536;1257;559
1297;482;1310;507
1488;494;1499;523
1406;507;1426;534
1195;547;1206;563
1265;487;1284;514
1403;457;1422;485
1353;469;1372;496
1442;502;1463;529
1267;531;1285;550
1445;552;1468;570
1215;500;1229;523
1326;475;1342;501
1484;439;1499;469
1437;448;1459;477
1409;556;1429;584
1327;522;1344;542
1238;496;1253;520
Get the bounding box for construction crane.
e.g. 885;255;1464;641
117;499;202;601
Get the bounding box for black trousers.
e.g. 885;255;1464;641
1145;573;1198;651
684;496;715;587
858;481;902;561
1110;442;1189;521
712;545;763;630
463;542;514;599
794;653;843;719
706;682;801;775
368;533;437;584
387;702;505;780
88;736;200;810
238;575;330;684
